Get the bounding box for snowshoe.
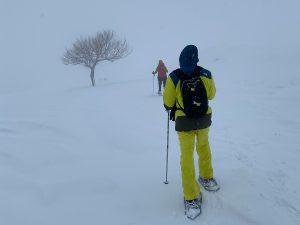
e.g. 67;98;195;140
198;177;220;192
184;193;202;220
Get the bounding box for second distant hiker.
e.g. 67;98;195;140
152;60;168;95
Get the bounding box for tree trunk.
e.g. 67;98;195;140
90;68;95;86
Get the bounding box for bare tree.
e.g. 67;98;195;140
62;30;131;86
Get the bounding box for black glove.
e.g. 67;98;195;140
170;106;176;121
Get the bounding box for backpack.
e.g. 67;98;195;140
157;63;167;78
172;66;208;119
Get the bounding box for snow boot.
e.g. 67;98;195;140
184;193;202;220
198;177;220;192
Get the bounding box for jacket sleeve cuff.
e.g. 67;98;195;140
164;104;173;110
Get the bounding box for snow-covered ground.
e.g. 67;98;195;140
1;0;300;224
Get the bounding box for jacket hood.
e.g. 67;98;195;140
179;45;199;75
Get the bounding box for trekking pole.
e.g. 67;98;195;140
152;73;155;95
164;110;170;184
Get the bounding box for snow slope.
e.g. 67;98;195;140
1;0;300;224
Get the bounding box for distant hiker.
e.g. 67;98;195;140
152;60;168;95
163;45;219;220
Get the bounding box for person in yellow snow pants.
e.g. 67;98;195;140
163;45;220;219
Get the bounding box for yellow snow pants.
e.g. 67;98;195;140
177;128;213;200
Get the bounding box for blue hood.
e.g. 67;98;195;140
179;45;199;75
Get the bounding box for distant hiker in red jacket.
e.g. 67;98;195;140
152;60;168;95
